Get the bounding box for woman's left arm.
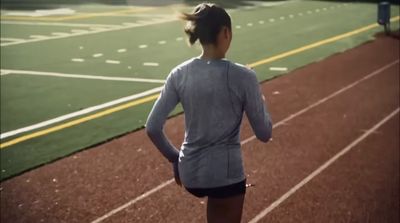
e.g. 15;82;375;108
145;72;180;163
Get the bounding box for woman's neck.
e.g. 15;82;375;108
200;44;225;60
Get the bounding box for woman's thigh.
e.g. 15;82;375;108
207;193;246;223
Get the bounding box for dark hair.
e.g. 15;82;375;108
180;3;231;45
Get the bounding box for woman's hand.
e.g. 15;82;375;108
172;161;182;186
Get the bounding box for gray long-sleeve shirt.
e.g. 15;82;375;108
146;58;272;188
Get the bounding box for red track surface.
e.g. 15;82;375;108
1;35;399;223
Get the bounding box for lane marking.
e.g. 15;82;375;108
138;44;148;49
1;21;398;147
117;49;127;53
248;108;400;223
236;25;242;29
0;69;166;84
280;16;285;20
90;179;175;223
176;37;183;41
158;40;167;45
0;86;164;142
248;16;400;68
29;35;47;39
71;58;85;62
298;13;303;16
52;32;69;36
90;60;399;223
289;14;294;18
259;20;265;24
143;62;159;67
70;29;89;33
1;17;178;47
247;23;253;27
269;67;288;71
105;60;120;64
1;21;120;28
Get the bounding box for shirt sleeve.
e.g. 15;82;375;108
243;71;273;142
145;72;180;163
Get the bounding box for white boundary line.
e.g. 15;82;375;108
0;17;177;47
0;69;166;84
0;21;121;28
0;86;164;139
89;60;399;223
0;38;25;42
248;107;400;223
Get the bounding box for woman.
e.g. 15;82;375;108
146;3;272;222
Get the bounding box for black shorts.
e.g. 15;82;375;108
185;179;246;199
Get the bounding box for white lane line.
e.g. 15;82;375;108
307;10;313;14
289;14;294;18
298;12;303;16
1;21;120;28
0;38;25;42
280;16;285;20
259;20;265;24
241;60;399;145
117;48;127;53
248;108;400;223
269;67;288;71
138;44;148;49
247;23;253;27
158;40;166;45
93;53;103;58
91;179;175;223
315;9;321;12
70;29;89;33
52;32;69;36
0;70;12;76
105;60;120;64
176;37;183;41
143;62;159;67
269;18;275;22
89;60;399;223
236;25;242;29
0;84;165;139
1;17;177;47
71;58;85;62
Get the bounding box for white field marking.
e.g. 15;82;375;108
298;12;303;16
52;32;69;36
236;25;242;29
143;62;159;67
117;48;127;53
289;14;294;18
1;17;177;47
5;8;75;17
248;108;400;223
307;10;313;14
247;23;253;27
138;44;148;49
0;70;12;76
176;37;183;41
89;27;108;31
259;20;265;24
29;35;48;39
0;69;165;84
122;22;136;26
93;53;103;58
280;16;285;20
106;60;121;64
315;9;321;12
70;29;89;33
0;84;165;139
90;179;175;223
71;58;85;62
269;67;288;71
323;7;328;11
269;18;275;22
89;60;399;223
1;21;120;28
79;46;84;50
0;38;24;42
158;40;167;45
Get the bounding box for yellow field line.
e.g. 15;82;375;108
0;94;159;148
0;7;154;22
1;17;399;149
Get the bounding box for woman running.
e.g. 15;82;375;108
146;3;272;223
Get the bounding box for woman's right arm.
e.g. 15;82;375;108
243;72;273;142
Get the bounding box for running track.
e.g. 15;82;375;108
1;35;399;223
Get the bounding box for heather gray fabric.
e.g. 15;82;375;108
146;57;272;188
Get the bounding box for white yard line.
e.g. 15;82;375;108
89;60;399;223
0;69;165;84
1;21;120;28
1;17;178;47
0;38;25;42
0;85;164;140
105;60;121;64
248;108;400;223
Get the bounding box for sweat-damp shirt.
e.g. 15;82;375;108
146;57;272;189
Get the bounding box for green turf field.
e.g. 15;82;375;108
1;0;399;180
